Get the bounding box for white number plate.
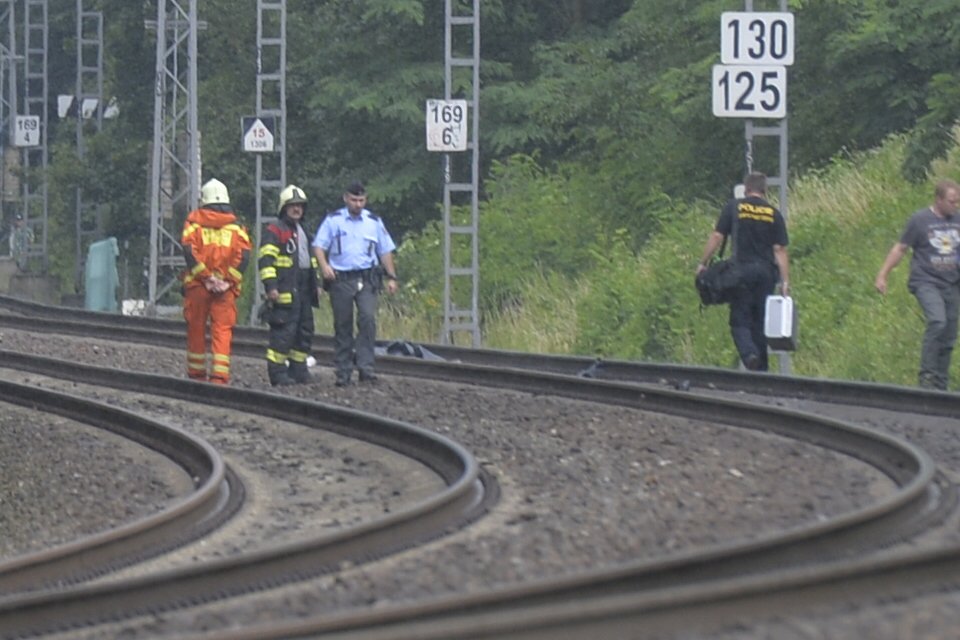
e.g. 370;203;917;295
721;12;794;66
14;115;40;147
425;99;468;152
712;65;787;119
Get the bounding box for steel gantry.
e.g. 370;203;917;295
0;1;100;284
20;0;47;271
146;0;199;310
249;0;286;324
441;0;480;347
0;0;17;228
742;0;791;374
73;0;104;292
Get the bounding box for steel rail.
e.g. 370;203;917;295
0;297;955;638
154;381;956;640
194;541;960;640
0;379;235;596
0;351;490;639
0;358;944;637
0;294;955;418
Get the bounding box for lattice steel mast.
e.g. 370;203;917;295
73;0;103;291
21;0;47;270
250;0;286;324
146;0;199;310
441;0;480;346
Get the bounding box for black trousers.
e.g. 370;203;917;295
728;261;777;371
328;272;378;380
268;277;315;362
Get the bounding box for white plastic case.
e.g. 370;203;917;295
764;295;797;351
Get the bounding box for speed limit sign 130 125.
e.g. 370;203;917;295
712;64;786;119
721;12;794;66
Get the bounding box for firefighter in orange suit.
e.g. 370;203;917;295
181;179;252;384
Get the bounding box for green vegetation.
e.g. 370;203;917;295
378;130;960;387
23;1;960;386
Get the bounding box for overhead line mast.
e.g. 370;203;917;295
146;0;199;312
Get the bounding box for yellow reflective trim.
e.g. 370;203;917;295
288;350;307;363
275;256;293;268
311;256;319;268
212;353;230;364
260;267;277;279
277;292;293;304
228;267;243;281
266;348;288;364
211;363;230;374
201;227;235;247
187;351;206;374
259;244;280;258
223;223;248;243
191;262;206;276
182;222;200;241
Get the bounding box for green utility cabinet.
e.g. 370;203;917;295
85;237;119;312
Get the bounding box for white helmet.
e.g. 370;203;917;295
200;179;230;206
277;184;308;216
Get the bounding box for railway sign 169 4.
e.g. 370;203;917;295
13;115;40;147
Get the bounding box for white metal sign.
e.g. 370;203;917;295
712;65;787;119
13;115;40;147
425;99;467;152
242;116;275;153
721;12;794;66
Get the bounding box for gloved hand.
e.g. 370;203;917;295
204;276;230;293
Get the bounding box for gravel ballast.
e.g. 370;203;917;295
2;327;957;639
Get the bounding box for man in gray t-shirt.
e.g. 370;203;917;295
876;179;960;389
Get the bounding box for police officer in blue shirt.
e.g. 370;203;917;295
313;181;399;386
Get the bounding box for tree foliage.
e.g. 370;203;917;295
27;0;960;303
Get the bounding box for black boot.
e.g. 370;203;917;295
268;362;295;386
289;361;313;384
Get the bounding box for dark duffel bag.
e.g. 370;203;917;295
695;259;741;305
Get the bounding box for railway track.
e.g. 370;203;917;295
0;295;959;638
0;352;492;637
1;293;957;419
0;378;238;596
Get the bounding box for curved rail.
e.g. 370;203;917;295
0;351;492;638
0;379;236;595
0;293;955;419
0;297;955;638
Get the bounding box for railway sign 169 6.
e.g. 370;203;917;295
425;99;468;152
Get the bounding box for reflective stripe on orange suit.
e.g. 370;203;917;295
181;207;251;384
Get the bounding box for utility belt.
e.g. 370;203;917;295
335;268;374;280
334;267;382;291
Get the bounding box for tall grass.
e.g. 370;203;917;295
338;128;960;387
482;271;586;353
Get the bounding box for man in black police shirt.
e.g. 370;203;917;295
696;172;790;371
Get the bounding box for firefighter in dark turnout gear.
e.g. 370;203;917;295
258;185;320;386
